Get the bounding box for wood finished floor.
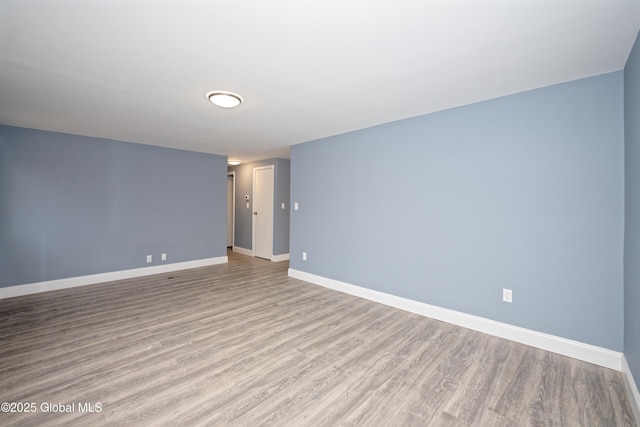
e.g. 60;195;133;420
0;251;636;426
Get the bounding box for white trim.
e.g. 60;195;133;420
288;268;622;371
253;165;275;261
232;246;253;256
623;355;640;422
0;257;228;299
271;253;290;262
227;171;236;248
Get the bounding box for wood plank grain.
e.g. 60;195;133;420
0;251;636;426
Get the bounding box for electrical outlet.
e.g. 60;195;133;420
281;202;286;209
302;252;307;261
503;288;512;303
161;253;167;261
294;203;299;211
146;255;152;263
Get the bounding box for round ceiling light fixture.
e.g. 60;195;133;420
207;91;243;109
228;160;241;166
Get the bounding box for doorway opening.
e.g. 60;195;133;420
227;171;235;249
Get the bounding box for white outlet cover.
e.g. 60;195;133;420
294;203;299;211
161;253;167;261
503;289;512;303
146;255;152;263
302;252;307;260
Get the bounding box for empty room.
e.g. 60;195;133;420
2;1;640;425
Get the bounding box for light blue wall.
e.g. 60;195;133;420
290;72;624;351
228;158;290;255
0;125;228;288
274;158;291;255
625;31;640;385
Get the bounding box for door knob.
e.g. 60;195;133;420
253;212;258;215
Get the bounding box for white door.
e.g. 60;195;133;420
227;173;234;247
253;166;274;260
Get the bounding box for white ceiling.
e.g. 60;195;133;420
1;1;639;162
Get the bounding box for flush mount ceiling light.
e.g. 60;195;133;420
228;160;241;165
207;91;243;109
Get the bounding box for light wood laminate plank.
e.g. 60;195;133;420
0;251;636;426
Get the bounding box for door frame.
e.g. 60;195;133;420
252;165;274;260
227;171;236;249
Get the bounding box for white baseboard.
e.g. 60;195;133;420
271;253;290;262
232;246;253;256
288;268;623;371
623;355;640;422
232;247;288;262
0;256;228;299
